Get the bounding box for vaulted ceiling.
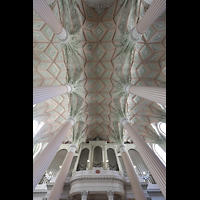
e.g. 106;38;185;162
33;0;166;146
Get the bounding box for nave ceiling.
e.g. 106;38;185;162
33;0;166;147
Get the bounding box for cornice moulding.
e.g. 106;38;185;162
147;190;162;193
70;176;125;184
33;191;47;194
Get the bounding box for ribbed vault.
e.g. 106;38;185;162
33;0;166;146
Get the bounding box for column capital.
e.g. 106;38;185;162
124;83;133;94
107;190;114;200
81;190;88;200
56;27;70;44
117;144;127;153
143;0;153;5
120;117;130;127
66;117;76;126
68;144;78;153
64;83;74;94
129;27;142;43
45;0;55;5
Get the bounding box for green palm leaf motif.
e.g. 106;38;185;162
109;121;125;144
69;93;84;119
110;97;127;122
72;121;88;145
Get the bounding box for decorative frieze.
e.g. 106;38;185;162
70;175;125;184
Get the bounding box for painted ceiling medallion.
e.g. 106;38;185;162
84;0;116;14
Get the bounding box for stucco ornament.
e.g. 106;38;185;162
84;0;116;14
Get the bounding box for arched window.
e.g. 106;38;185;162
107;148;119;171
68;156;77;177
93;146;103;167
39;149;68;184
77;148;89;171
153;144;166;166
157;122;166;137
33;120;38;133
118;156;127;177
33;120;44;138
128;149;156;184
33;142;42;160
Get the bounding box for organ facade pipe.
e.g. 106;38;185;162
124;85;166;105
120;118;166;198
33;117;76;190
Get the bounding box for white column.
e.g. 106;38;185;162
48;144;78;200
121;117;166;198
33;117;76;190
107;190;114;200
137;0;166;34
33;0;62;34
129;0;166;42
81;190;88;200
118;144;146;200
33;0;70;43
124;84;166;105
33;84;73;105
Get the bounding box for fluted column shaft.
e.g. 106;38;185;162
137;0;166;34
48;144;77;200
33;0;62;34
128;85;166;105
33;121;73;190
119;145;146;200
124;122;166;198
33;85;69;105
